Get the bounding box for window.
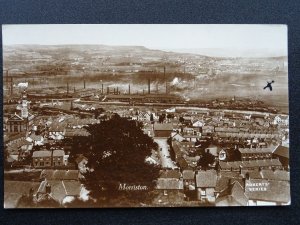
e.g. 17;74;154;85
40;162;44;166
200;189;206;196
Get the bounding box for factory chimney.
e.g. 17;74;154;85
101;83;104;94
84;79;86;89
164;66;167;94
10;76;13;95
148;79;150;94
128;84;131;95
67;82;69;94
6;70;8;86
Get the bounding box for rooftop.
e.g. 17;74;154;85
196;170;218;188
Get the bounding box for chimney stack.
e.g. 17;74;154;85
128;84;131;95
84;79;86;89
164;66;167;94
101;83;104;94
10;76;13;95
148;79;150;94
67;82;69;94
107;87;109;94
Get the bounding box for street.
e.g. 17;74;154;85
154;138;177;169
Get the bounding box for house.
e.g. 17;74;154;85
182;170;196;189
182;170;196;200
26;133;44;146
219;159;283;172
172;132;185;142
52;150;65;167
153;123;173;138
195;170;218;203
182;134;199;142
159;170;182;179
272;145;289;168
32;150;52;167
273;115;289;126
192;120;204;128
137;111;151;122
215;181;248;206
238;147;273;161
205;144;222;157
245;178;290;205
32;150;65;168
202;125;214;135
155;178;184;204
36;179;83;205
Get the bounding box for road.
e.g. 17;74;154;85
154;138;177;169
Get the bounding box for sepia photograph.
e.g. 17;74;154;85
2;24;289;208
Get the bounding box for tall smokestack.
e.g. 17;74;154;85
107;87;109;94
84;79;86;89
128;84;131;95
102;83;104;94
67;82;69;94
10;77;13;95
6;70;8;86
164;66;167;94
148;79;150;94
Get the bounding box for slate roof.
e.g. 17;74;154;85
32;150;52;158
53;150;64;157
272;145;289;158
37;180;82;203
219;159;282;170
182;170;195;180
260;170;290;181
196;170;218;188
156;178;183;190
40;169;79;181
159;170;182;179
238;147;273;154
153;123;173;131
65;128;90;137
245;179;290;203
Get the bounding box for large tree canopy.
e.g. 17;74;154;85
83;114;160;205
197;149;215;171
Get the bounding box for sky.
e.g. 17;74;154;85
2;24;287;57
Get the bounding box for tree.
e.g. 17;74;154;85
198;149;215;170
179;116;184;124
83;114;160;206
158;113;166;123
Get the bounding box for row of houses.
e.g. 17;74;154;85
155;167;290;206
